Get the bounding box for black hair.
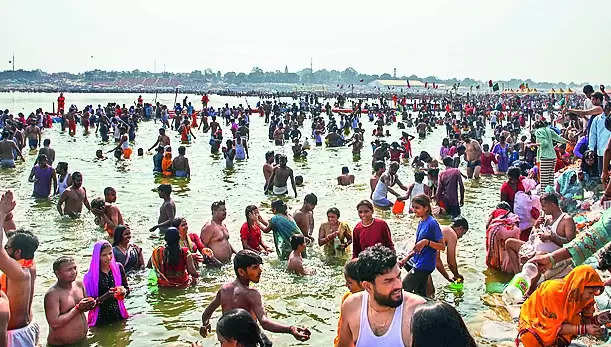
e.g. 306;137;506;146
414;171;425;183
541;192;559;206
216;308;264;347
327;207;340;218
103;187;115;196
53;256;75;272
290;234;305;250
163;227;181;266
451;217;469;231
233;250;263;276
7;229;39;259
304;193;317;205
112;225;128;246
496;201;511;211
211;200;225;213
583;85;594;95
357;244;397;283
482;143;490;151
373;160;385;172
356;199;373;211
43;139;50;146
507;166;521;180
265;151;274;161
411;301;476;347
344;258;360;282
411;194;432;215
158;184;172;195
178;146;186;155
442;157;454;167
342;166;349;174
271;200;287;214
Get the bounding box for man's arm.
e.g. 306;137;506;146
28;167;36;183
459;176;465;206
337;299;355;347
199;290;221;337
435;252;452;282
51;169;57;195
44;291;83;330
290;171;297;198
57;193;67;215
82;188;90;212
446;237;460;279
0;192;27;281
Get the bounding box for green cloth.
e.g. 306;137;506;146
566;208;611;266
534;126;567;161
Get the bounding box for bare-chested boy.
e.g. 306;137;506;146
200;250;310;345
262;151;275;192
293;193;316;241
148;128;171;152
44;256;95;346
149;184;176;232
24;122;41;150
172;146;191;178
57;172;91;218
200;201;236;264
266;155;297;198
0;131;25;168
287;235;314;275
0;191;41;346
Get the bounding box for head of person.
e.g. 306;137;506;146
177;146;186;156
216;308;263;347
244;205;258;224
265;151;274;163
43;138;51;147
373;160;385;174
583;84;594;98
95;149;104;158
98;241;113;268
540;192;560;215
278;154;287;167
303;193;317;211
5;229;39;261
344;258;363;294
104;187;116;203
171;217;188;235
37;154;48;167
157;184;171;198
341;166;349;175
581;150;598;171
451;217;469;239
411;194;432;218
507;166;521;185
233;250;263;283
53;256;77;283
290;234;306;251
56;161;68;174
162;227;181;266
419;151;432;163
137;148;144;156
356;200;374;223
295;175;303;186
442;138;449;147
326;207;340;225
411;301;477;347
590;91;604;106
442;157;454;168
211;201;226;220
112;225;131;246
389;161;400;174
271;200;287;215
156;146;164;154
357;244;402;308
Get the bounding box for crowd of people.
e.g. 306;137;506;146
0;85;610;347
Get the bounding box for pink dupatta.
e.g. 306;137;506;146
83;240;129;327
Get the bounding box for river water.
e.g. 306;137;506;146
0;92;510;346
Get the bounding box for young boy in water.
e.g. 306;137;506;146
287;235;313;275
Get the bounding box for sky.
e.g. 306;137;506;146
2;0;610;84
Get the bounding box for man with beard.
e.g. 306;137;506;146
337;244;425;347
199;250;311;345
0;191;41;346
57;172;91;218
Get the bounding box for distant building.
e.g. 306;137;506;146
368;79;445;90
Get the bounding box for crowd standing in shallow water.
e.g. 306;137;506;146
0;85;610;346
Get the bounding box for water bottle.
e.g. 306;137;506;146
503;263;539;305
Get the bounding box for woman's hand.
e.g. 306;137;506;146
413;239;428;253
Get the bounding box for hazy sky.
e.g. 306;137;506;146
2;0;610;83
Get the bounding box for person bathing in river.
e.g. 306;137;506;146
148;227;199;287
172;217;222;267
172;146;191;178
57;172;91;218
287;235;314;275
149;184;176;233
372;161;408;209
200;250;311;345
266;155;297;198
200;201;236;264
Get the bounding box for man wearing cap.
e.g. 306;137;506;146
149;184;176;232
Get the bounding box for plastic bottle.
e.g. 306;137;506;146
503;262;539;305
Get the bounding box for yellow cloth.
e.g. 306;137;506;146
334;291;352;347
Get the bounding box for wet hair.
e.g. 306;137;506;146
271;200;287;214
342;166;349;174
507;166;521;180
103;187;115;196
71;171;82;180
53;256;75;272
112;225;128;246
7;229;39;260
357;244;397;283
541;192;559;206
170;217;185;229
451;217;469;231
411;194;432;215
290;234;305;250
163;227;181;266
233;250;263;276
295;175;303;185
411;301;476;347
356;199;373;211
37;154;48;164
210;200;226;214
178;146;186;155
373;160;385;172
90;197;105;210
56;161;68;172
414;171;425;183
344;258;360;282
265;151;274;161
327;207;340;218
158;184;172;195
216;308;264;347
592;91;604;102
496;201;511;211
304;193;317;205
419;151;432;162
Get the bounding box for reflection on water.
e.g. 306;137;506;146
0;92;511;346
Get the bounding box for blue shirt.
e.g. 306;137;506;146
412;215;443;272
588;113;610;157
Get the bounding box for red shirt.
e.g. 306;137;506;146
240;222;262;250
352;219;394;258
500;178;525;210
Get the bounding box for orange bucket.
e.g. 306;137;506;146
392;200;405;214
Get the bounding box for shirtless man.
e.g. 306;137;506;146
463;134;482;179
266;155;297;197
293;193;317;241
338;244;425;347
371;161;408;209
262;151;275;192
200;201;236;264
44;256;95;346
338;166;355;186
0;130;24;168
148;128;171;152
370;161;385;199
172;146;191;178
57;172;91;218
24;122;41;150
93;187;124;235
200;250;310;345
149;184;176;232
38;139;55;167
0;191;41;346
